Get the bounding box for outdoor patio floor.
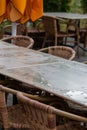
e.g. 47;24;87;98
74;46;87;62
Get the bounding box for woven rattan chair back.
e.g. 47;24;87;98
3;23;27;37
0;85;87;130
17;23;27;35
17;92;57;130
2;35;34;49
43;15;57;36
0;85;39;130
39;46;75;60
0;90;9;129
17;92;87;130
42;16;58;47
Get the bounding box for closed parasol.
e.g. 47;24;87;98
0;0;43;35
0;0;6;23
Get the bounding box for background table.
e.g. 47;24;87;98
44;12;87;20
44;12;87;50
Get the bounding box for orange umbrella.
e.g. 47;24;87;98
0;0;6;23
6;0;27;22
0;0;43;23
6;0;43;23
20;0;43;23
0;0;43;35
31;0;43;21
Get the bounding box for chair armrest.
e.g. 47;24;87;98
1;36;14;42
53;106;87;123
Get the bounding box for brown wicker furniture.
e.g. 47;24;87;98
42;16;78;49
67;20;87;53
0;85;87;130
3;23;27;37
79;27;87;51
0;85;46;130
17;92;87;130
1;35;34;49
39;46;76;60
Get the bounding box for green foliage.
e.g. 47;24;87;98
69;0;82;13
81;0;87;13
44;0;71;12
0;20;11;32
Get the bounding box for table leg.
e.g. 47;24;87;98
84;32;87;49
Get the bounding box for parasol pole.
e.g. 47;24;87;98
12;22;17;36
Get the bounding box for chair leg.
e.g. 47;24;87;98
42;35;47;48
64;37;67;45
76;35;80;58
84;32;87;49
0;126;4;130
55;36;58;46
13;95;18;105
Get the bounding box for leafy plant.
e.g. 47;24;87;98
0;20;11;38
0;20;11;32
44;0;71;12
69;0;82;13
81;0;87;13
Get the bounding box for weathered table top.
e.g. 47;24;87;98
0;41;61;69
0;41;87;107
44;12;87;20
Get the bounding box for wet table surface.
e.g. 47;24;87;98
0;41;87;108
44;12;87;19
0;41;61;69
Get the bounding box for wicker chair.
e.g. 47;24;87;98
42;16;79;49
3;23;27;37
1;35;34;49
0;85;58;129
39;46;76;60
0;85;87;130
79;26;87;50
17;92;87;130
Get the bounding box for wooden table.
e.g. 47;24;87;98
0;41;87;108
